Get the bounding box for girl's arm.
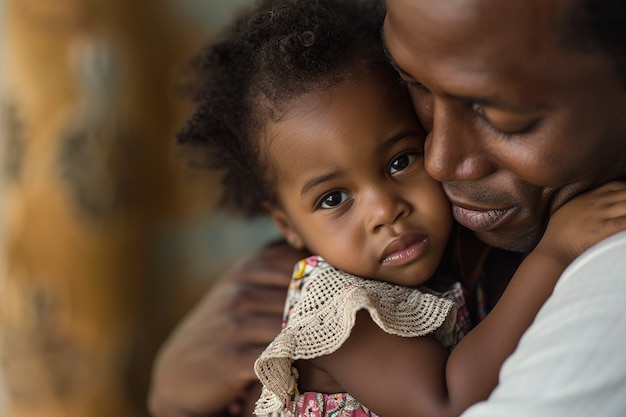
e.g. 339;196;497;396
312;310;453;417
446;181;626;409
310;182;626;417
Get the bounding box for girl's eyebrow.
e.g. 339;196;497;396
384;130;417;148
301;171;341;197
300;131;421;197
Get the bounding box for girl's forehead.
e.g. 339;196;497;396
262;75;421;181
274;72;408;130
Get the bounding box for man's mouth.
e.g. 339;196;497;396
451;204;514;231
443;183;518;232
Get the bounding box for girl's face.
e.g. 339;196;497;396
264;70;452;286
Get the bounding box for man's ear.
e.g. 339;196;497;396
266;206;305;250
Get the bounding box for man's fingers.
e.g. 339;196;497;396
231;312;284;345
234;242;308;287
229;282;289;315
148;242;305;417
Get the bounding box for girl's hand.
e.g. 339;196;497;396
536;181;626;266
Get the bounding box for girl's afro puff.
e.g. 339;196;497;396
177;0;391;217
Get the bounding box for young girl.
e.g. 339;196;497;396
176;1;626;416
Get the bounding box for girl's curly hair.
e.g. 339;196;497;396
176;0;395;217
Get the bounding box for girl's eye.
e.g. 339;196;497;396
389;153;418;175
318;191;351;209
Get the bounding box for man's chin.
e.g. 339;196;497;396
474;228;540;253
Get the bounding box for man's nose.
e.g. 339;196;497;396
424;98;496;183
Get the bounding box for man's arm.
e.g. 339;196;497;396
148;241;307;417
461;231;626;417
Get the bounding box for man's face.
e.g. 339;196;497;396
383;0;626;251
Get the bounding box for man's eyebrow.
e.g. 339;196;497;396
449;94;548;113
380;28;545;113
301;172;341;197
380;29;412;79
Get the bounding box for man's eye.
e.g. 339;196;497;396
406;86;433;133
318;191;350;209
389;153;418;175
472;103;540;135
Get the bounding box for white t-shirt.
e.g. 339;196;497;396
462;230;626;417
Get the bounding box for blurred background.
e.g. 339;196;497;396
0;1;281;416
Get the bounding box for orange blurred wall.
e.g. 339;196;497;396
0;1;206;416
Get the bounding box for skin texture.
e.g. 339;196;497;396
264;71;452;287
313;177;626;417
148;1;626;416
260;70;626;416
383;0;626;252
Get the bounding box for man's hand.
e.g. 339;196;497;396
148;241;307;417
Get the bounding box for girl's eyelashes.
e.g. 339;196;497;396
388;151;420;176
315;190;351;210
311;150;422;210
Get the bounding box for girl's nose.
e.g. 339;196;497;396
366;188;411;233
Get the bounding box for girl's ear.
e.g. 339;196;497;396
266;206;305;250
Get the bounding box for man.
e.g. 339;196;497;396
149;0;626;415
380;0;626;415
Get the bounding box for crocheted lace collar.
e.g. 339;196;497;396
254;258;457;415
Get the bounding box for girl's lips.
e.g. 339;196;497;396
381;238;428;266
452;205;513;231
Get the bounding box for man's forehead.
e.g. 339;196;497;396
385;0;567;17
384;0;564;39
383;0;567;76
